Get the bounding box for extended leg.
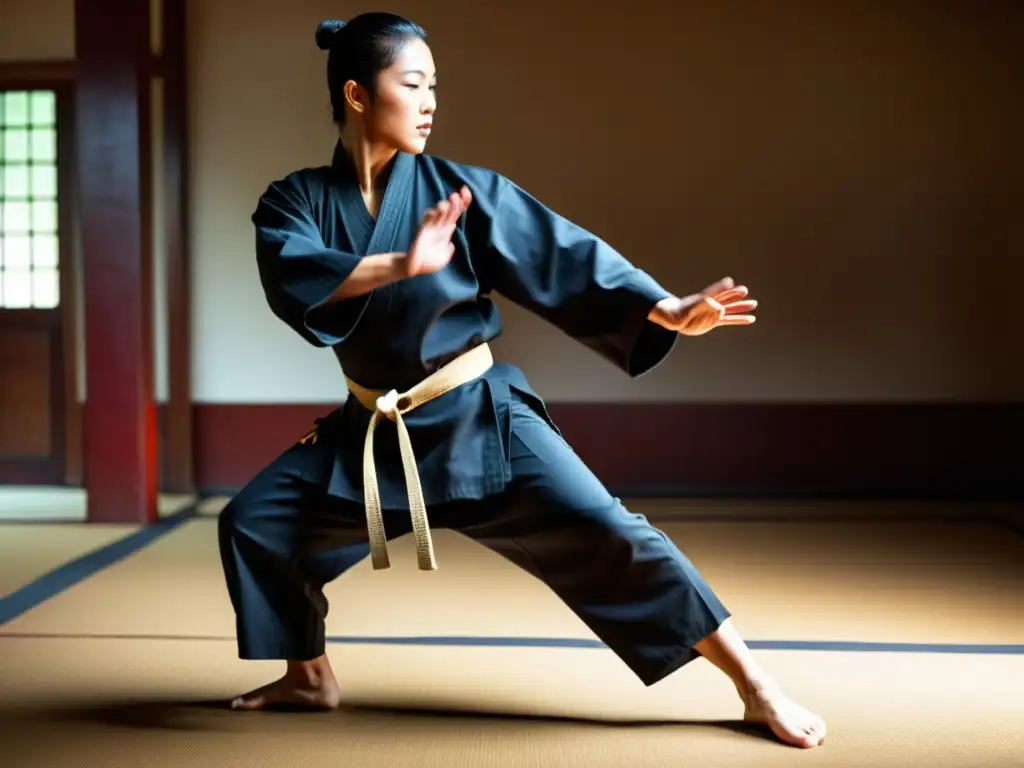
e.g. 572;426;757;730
456;400;825;747
454;401;728;685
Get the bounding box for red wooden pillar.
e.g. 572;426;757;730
75;0;158;524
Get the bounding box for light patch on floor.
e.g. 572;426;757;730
0;487;196;522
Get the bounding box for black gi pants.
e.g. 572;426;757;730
218;398;730;687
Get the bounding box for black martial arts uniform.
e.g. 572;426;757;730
219;142;730;687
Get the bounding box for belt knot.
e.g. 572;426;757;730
344;343;495;572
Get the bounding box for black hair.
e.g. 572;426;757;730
316;13;428;125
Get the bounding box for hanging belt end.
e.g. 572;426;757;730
416;549;438;571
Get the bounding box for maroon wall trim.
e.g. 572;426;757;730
188;402;1021;499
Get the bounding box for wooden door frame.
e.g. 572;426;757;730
0;18;193;497
0;65;80;486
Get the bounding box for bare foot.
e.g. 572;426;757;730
230;656;341;712
741;678;827;749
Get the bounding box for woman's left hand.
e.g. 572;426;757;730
649;277;758;336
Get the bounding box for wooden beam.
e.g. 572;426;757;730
160;0;194;494
75;0;158;524
0;60;76;87
0;57;170;86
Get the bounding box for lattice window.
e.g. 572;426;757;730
0;90;60;309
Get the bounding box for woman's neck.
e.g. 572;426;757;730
340;126;397;196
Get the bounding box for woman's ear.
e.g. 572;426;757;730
343;80;368;116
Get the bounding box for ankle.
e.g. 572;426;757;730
737;674;777;706
286;656;332;688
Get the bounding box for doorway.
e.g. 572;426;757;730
0;85;80;486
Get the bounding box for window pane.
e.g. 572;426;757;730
32;267;59;308
4;129;29;162
1;90;61;309
3;92;29;127
29;92;56;127
33;234;58;267
31;165;56;198
30;128;56;163
2;267;31;307
3;202;31;232
32;201;57;233
3;235;31;267
4;164;29;197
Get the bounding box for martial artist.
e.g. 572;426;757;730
219;13;827;750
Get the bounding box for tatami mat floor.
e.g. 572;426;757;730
1;497;1022;767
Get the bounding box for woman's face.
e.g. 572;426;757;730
358;37;437;154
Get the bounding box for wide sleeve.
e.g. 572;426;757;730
480;177;678;377
252;177;370;347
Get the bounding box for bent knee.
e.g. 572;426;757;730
218;456;311;540
217;482;284;543
218;491;255;540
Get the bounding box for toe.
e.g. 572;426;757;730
806;720;826;747
231;694;264;711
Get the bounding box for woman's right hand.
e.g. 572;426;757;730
401;186;473;277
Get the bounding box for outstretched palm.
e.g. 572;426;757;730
654;277;759;336
404;186;473;277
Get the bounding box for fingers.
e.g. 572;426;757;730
420;203;450;231
702;276;735;297
716;314;756;326
421;205;442;227
676;294;757;335
447;193;464;225
722;299;758;314
421;186;473;230
713;286;748;303
702;296;725;316
447;185;472;222
707;283;757;315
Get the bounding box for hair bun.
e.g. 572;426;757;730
316;20;347;50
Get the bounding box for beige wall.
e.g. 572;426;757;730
0;0;74;61
3;0;1021;404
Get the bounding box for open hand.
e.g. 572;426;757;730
401;186;473;277
650;277;758;336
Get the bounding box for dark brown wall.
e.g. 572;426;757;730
179;0;1022;496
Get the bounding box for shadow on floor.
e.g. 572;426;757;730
8;696;777;745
